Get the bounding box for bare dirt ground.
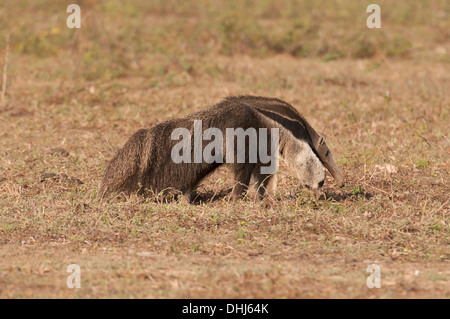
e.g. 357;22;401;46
0;1;449;298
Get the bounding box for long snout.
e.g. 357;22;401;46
327;164;344;187
320;149;344;187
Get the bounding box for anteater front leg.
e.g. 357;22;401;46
231;163;254;201
252;172;277;200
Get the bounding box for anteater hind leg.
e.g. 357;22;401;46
231;163;255;201
252;167;277;200
181;185;199;204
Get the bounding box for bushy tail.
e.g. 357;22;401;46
99;129;149;199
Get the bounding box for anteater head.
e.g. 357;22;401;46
286;139;325;190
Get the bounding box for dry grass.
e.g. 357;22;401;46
0;0;449;298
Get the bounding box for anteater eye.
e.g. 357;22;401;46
325;150;330;157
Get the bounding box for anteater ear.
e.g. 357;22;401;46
318;136;324;146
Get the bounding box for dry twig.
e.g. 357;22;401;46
1;33;10;107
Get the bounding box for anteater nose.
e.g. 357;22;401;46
318;180;324;189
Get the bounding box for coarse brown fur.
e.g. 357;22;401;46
99;97;326;202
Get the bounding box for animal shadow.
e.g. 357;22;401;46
319;189;373;202
190;188;233;205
